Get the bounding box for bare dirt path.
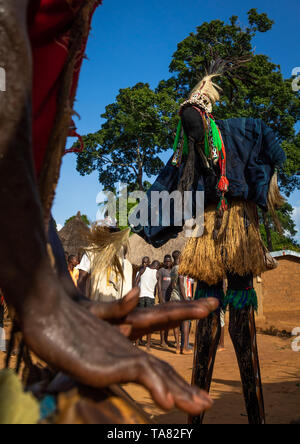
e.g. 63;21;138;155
124;331;300;424
1;327;299;424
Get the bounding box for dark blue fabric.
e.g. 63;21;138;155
218;118;286;208
132;118;286;247
132;148;211;247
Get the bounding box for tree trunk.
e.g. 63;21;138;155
263;213;273;251
138;170;144;191
137;141;144;192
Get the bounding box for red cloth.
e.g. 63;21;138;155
28;0;101;176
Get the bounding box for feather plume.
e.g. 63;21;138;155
190;74;222;105
190;52;253;106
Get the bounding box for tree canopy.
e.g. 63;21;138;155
76;83;178;192
259;203;300;252
159;8;300;196
158;8;300;250
74;9;299;249
64;214;90;227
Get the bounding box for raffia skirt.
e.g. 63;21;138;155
179;199;268;286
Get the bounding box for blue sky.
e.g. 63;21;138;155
52;0;300;240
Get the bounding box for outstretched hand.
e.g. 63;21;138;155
45;252;219;416
87;288;219;340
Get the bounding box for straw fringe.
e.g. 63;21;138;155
81;226;130;283
179;200;268;285
190;74;222;105
267;171;285;234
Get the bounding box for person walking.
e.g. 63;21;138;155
135;257;150;285
68;255;79;287
171;251;193;355
136;261;160;351
157;255;173;348
180;276;194;353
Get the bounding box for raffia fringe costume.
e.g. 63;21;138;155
134;60;286;425
179;199;268;287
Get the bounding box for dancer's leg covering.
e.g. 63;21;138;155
227;274;265;424
188;282;223;424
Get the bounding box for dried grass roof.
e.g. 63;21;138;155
128;231;188;266
58;212;90;256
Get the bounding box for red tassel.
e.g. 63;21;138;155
217;196;229;213
65;119;85;154
221;198;228;211
218;176;229;192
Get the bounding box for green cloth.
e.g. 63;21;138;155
173;121;188;156
204;117;223;159
0;370;40;424
195;287;224;302
223;288;258;311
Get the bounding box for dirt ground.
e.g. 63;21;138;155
1;325;299;424
257;310;300;335
124;330;300;424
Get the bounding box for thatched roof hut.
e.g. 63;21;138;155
58;211;90;257
128;231;188;266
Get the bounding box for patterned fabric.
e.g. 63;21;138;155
28;0;102;176
217;118;286;209
223;288;258;311
194;282;224;306
180;92;213;114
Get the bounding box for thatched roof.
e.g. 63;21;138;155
58;212;91;256
128;231;188;266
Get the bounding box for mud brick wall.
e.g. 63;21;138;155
262;257;300;312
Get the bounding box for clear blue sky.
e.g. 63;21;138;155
52;0;300;240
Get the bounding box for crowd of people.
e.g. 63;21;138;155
64;244;197;355
0;245;224;357
135;252;195;354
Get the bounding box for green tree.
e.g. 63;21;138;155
76;83;178;192
159;9;300;192
159;8;300;249
259;203;300;252
64;214;90;227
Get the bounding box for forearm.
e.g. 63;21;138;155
77;272;89;297
179;278;186;300
157;280;163;304
0;0;50;314
158;293;164;304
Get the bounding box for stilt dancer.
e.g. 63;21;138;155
134;56;286;424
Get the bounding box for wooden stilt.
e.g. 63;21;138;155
189;311;221;424
229;305;265;424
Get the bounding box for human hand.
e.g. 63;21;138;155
87;288;219;340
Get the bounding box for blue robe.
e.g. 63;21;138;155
132;118;286;247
